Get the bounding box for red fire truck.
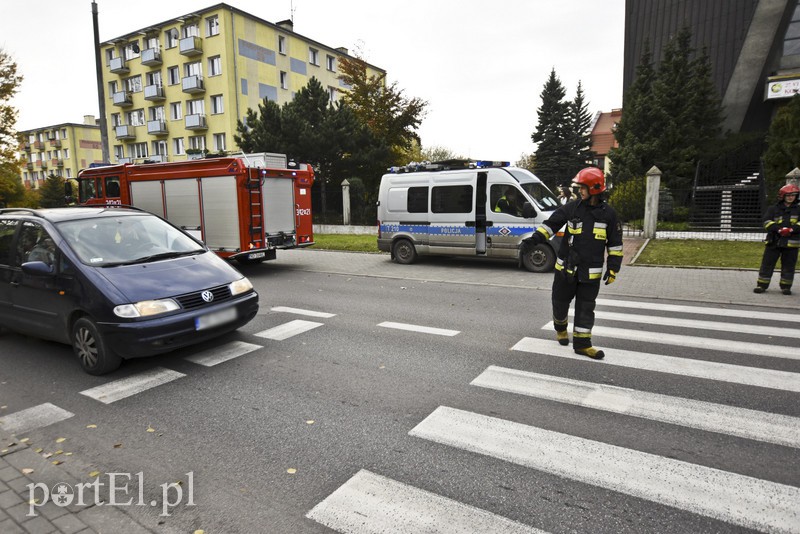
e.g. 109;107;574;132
75;155;314;264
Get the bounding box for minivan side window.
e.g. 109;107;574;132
0;219;16;265
407;186;428;213
431;185;472;214
16;222;56;268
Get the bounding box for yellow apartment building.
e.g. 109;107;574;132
18;116;104;188
100;2;385;164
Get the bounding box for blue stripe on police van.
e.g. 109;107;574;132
380;224;537;237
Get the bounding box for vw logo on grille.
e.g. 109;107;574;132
201;290;214;302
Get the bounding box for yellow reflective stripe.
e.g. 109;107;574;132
555;262;564;271
593;228;607;240
573;331;592;338
536;226;553;239
568;226;582;235
554;317;568;326
608;250;624;257
588;272;602;279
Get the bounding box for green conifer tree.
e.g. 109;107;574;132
532;69;572;187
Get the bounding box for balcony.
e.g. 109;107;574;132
145;154;166;163
26;162;33;170
33;141;44;150
181;75;205;94
147;119;168;135
109;57;129;74
36;160;48;169
49;138;61;148
21;142;30;152
179;36;203;56
112;91;133;107
185;114;207;130
115;125;136;140
141;48;162;66
52;158;64;167
117;157;133;164
144;84;165;101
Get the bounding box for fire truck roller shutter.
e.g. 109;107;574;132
164;179;203;242
201;176;241;251
263;177;296;235
129;181;166;217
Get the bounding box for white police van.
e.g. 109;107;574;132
377;160;561;272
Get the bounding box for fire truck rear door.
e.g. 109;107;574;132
263;178;296;234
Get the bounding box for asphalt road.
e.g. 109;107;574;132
1;253;798;533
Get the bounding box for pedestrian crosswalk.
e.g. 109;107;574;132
304;297;800;533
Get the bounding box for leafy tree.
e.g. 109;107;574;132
764;94;800;193
337;55;427;165
532;69;573;187
516;153;536;172
566;81;595;180
0;48;24;208
39;173;67;208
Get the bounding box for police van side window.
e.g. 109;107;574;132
407;187;428;213
431;185;472;214
0;219;16;265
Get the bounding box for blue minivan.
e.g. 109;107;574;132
0;207;259;375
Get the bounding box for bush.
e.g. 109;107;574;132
608;179;645;222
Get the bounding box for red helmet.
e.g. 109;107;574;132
572;167;606;195
778;184;800;201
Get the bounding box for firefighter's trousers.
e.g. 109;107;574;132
552;271;601;350
757;246;799;290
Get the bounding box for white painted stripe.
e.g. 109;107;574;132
569;309;800;339
254;319;324;341
410;407;800;533
79;368;185;404
271;306;336;318
542;321;800;360
515;336;800;393
472;366;800;448
378;321;460;337
596;298;800;323
0;403;75;434
307;469;546;534
184;341;262;367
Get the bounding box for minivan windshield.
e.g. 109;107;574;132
57;214;205;266
507;169;560;210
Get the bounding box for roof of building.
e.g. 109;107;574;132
590;109;622;156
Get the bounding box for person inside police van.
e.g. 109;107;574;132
494;186;524;216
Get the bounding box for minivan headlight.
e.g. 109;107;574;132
114;299;180;318
229;277;253;296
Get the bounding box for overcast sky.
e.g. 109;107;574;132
2;0;625;162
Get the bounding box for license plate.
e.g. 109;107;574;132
195;307;237;330
247;251;266;260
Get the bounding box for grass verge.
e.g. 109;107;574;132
312;233;380;253
635;239;763;269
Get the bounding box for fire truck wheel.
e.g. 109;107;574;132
72;317;122;375
521;243;556;273
392;238;417;265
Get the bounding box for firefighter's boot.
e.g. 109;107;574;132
754;278;769;293
556;330;569;346
574;346;605;360
780;279;792;295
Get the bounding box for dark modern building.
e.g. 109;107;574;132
623;0;800;133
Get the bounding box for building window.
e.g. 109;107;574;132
309;47;319;66
105;48;115;65
187;99;205;115
785;4;800;56
182;23;199;38
108;80;118;96
188;135;206;151
206;15;219;37
167;66;180;85
326;55;336;72
211;95;224;114
131;142;148;159
327;86;336;102
149;105;165;121
146;71;162;87
111;113;122;127
170;102;182;120
124;75;142;93
208;56;221;76
173;138;185;155
185;61;202;77
124;41;141;60
280;71;288;90
63;148;69;159
145;36;159;50
213;133;226;152
166;28;179;48
127;109;145;126
152;140;168;156
278;35;287;55
65;169;72;178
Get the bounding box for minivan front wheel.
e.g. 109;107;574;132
72;317;122;375
522;243;556;273
392;238;417;265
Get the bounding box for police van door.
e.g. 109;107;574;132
428;174;476;255
487;181;529;259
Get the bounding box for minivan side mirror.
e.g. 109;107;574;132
522;202;537;219
21;261;54;276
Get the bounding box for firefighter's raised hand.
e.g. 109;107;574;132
603;269;617;285
778;227;793;237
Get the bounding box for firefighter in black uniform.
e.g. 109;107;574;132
754;184;800;295
523;167;623;359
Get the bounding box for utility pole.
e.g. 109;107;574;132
92;1;110;163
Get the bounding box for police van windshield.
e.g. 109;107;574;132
507;170;560;210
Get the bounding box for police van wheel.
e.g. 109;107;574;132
392;239;417;265
522;243;555;273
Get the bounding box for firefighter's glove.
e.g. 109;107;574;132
523;233;545;248
778;227;793;237
603;269;617;285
